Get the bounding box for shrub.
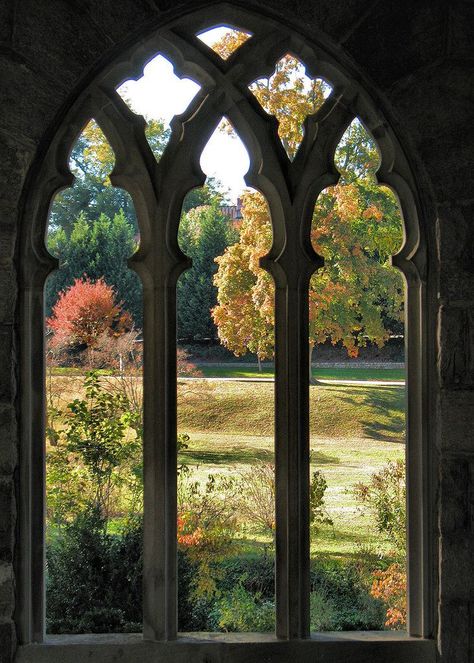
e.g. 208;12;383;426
215;584;275;632
46;371;141;524
47;277;133;366
353;459;406;554
177;469;239;597
235;464;332;542
310;559;385;631
370;563;407;629
216;555;274;600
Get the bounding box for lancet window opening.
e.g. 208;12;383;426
19;8;431;646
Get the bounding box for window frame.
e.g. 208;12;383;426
17;4;435;656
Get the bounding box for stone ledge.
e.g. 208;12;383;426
16;632;437;663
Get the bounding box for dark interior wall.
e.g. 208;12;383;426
0;1;473;661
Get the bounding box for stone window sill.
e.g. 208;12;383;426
16;632;436;662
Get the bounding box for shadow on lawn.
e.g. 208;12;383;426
181;446;339;466
337;384;405;442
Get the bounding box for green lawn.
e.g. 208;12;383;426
178;379;405;557
195;363;405;382
48;375;406;558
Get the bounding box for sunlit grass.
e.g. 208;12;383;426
196;364;405;382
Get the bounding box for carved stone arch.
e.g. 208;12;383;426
18;2;434;656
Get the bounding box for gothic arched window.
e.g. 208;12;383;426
18;6;434;659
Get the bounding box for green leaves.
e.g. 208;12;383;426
46;371;141;526
177;201;238;340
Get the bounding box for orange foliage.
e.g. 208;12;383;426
371;563;407;629
47;277;132;352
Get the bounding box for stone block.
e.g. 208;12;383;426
343;1;445;90
0;55;62;143
390;63;474;202
439;599;471;663
0;564;14;619
439;534;473;601
438;391;474;452
0;269;16;326
448;3;474;61
439;459;470;532
0;406;16;477
438;306;474;389
0;1;14;44
0;328;14;403
0;619;15;663
14;0;110;92
79;0;158;45
437;202;474;303
0;137;33;222
0;480;15;563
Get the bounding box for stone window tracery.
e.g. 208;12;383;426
18;7;433;655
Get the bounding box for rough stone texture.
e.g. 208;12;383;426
0;619;16;663
437;202;474;304
0;565;14;619
439;307;474;389
438;391;474;453
0;1;472;661
0;479;14;564
0;406;17;477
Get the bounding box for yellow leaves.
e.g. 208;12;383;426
334;183;360;221
81;120;115;184
205;28;251;60
248;55;328;160
363;204;384;221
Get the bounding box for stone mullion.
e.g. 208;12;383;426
273;268;311;639
99;91;223;640
404;274;430;637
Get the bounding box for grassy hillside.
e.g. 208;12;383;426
178;380;405;442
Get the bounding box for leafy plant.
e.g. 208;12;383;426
46;371;141;525
235;463;332;542
177;468;239;597
47;277;133;366
353;459;406;554
370;563;407;629
215;584;275;632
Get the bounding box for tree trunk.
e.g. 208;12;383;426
257;354;262;373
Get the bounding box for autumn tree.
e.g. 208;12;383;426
212;192;274;369
47;277;132;366
211;35;403;375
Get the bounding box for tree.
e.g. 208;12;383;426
211;38;403;374
46;209;142;325
177;202;238;340
49;119;170;236
212;192;274;367
47;277;132;365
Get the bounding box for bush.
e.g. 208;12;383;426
310;559;385;631
215;584;275;632
47;508;142;633
216;555;274;600
353;459;406;554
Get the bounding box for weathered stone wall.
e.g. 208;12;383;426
0;1;473;661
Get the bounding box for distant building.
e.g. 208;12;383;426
220;197;243;222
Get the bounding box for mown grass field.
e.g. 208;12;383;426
195;364;405;382
178;379;405;558
47;372;406;559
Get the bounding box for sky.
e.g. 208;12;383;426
117;28;251;203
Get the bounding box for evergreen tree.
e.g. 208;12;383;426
177;203;238;340
46;210;142;326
